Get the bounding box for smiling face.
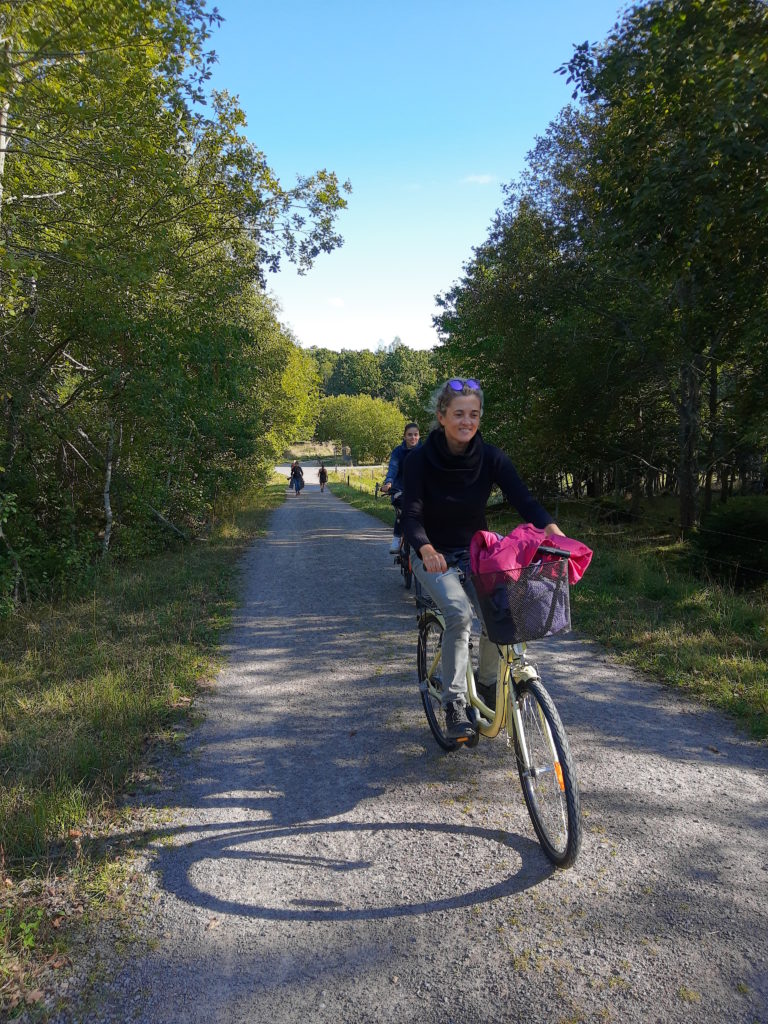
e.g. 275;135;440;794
403;426;420;448
437;392;482;453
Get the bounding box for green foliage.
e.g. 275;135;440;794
315;394;405;462
306;347;341;395
325;349;384;398
435;0;768;528
307;340;438;425
692;497;768;588
279;345;321;441
0;1;350;606
378;338;439;419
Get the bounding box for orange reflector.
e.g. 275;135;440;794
554;761;565;791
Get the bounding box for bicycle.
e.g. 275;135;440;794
416;548;582;868
379;483;412;590
393;506;413;590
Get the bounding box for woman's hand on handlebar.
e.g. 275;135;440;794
419;544;448;573
380;481;391;494
544;522;565;538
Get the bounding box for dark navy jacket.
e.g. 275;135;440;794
402;430;552;556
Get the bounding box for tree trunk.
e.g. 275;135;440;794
0;39;11;231
678;356;702;530
703;355;718;514
0;510;27;604
630;467;642;516
592;463;603;498
102;420;114;555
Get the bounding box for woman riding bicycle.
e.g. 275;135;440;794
381;422;421;554
402;378;564;741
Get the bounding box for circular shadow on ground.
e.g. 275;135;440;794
155;819;553;922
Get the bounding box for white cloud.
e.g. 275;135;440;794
462;173;495;185
327;296;345;308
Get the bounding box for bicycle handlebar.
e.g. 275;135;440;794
538;545;572;558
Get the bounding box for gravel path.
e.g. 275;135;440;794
47;477;767;1023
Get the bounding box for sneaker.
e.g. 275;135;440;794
445;700;475;741
388;537;401;555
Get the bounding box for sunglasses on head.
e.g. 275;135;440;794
447;378;481;391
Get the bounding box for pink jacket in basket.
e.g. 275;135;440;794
469;524;593;584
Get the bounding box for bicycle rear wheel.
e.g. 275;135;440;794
417;612;458;752
512;677;582;867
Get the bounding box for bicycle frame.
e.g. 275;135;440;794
416;559;582;867
420;608;545;749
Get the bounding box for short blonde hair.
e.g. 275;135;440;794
430;378;484;425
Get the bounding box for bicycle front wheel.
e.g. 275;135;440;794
512;677;582;867
401;541;413;590
417;612;458;752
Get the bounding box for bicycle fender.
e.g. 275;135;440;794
514;664;540;684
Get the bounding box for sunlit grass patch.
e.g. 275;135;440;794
327;481;395;529
565;534;768;738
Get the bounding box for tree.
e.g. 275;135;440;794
307;347;341;395
315;394;404;463
0;1;351;604
275;342;320;444
378;338;438;420
435;0;768;523
562;0;768;526
325;349;383;398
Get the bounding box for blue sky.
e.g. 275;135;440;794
207;1;627;351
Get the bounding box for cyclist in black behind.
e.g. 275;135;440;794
381;422;421;554
402;379;564;740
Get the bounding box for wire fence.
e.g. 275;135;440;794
531;494;768;548
330;468;768;581
507;495;768;583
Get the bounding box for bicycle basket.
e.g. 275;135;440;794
470;557;571;644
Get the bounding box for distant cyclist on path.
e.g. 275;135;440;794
381;422;421;554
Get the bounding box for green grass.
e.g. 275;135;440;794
327;478;396;528
0;481;286;1012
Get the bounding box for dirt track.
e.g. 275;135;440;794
45;477;768;1024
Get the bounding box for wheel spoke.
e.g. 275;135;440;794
417;613;458;751
513;679;581;867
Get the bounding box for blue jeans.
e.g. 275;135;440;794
411;555;499;706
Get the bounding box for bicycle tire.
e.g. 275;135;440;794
417;612;458;752
512;677;582;868
401;542;413;590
